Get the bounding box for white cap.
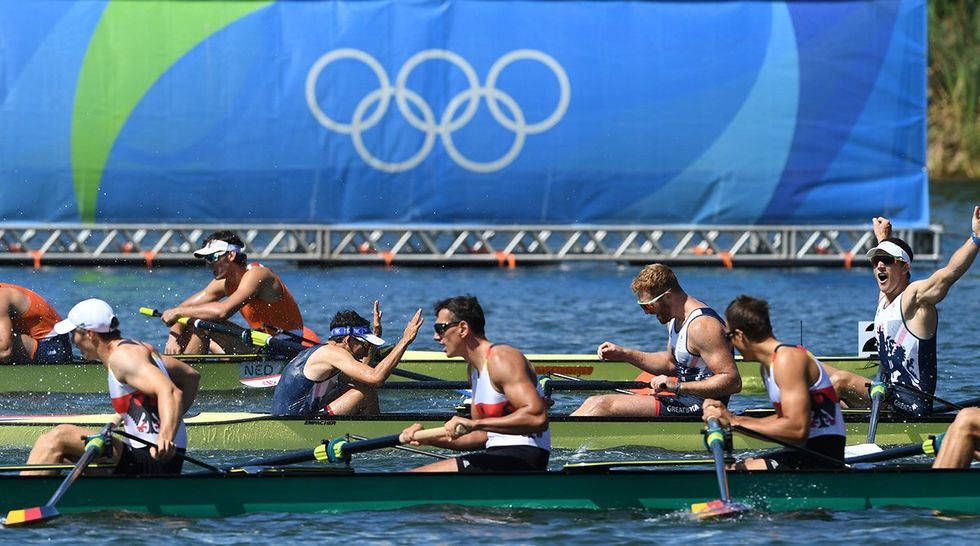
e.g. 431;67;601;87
865;240;911;264
54;298;118;335
329;326;386;347
193;239;245;258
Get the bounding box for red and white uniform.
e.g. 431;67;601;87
763;345;845;440
471;345;550;451
108;347;187;449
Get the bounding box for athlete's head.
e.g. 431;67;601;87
724;294;774;343
866;237;913;281
631;264;681;300
194;231;248;265
328;309;385;351
433;295;485;337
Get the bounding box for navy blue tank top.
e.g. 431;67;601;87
271;347;344;416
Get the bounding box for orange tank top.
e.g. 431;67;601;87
0;283;61;340
225;263;305;334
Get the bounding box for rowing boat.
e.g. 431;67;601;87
0;411;948;451
1;466;977;517
0;351;878;394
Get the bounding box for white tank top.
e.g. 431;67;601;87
108;343;188;449
762;345;846;440
874;292;937;414
667;307;725;383
471;345;550;451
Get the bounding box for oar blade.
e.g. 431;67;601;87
3;505;60;527
690;499;748;520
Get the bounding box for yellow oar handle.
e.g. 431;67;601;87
139;307;160;317
248;330;273;347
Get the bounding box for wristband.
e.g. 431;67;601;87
972;232;980;247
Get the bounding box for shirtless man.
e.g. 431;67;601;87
161;231;318;354
830;207;980;416
571;264;740;417
399;296;550;472
24;298;200;475
702;295;845;470
272;304;423;416
0;283;72;363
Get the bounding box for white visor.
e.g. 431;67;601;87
865;240;911;264
193;239;245;258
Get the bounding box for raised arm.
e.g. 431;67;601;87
907;206;980;308
322;309;423;386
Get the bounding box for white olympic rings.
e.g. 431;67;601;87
305;48;570;173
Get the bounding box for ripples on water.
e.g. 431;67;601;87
1;183;978;540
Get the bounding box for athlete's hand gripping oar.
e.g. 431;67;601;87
691;417;747;519
140;307;249;341
866;380;889;443
3;422;115;527
232;426;464;470
112;429;222;473
845;433;945;465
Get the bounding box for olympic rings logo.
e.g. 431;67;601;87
305;48;570;173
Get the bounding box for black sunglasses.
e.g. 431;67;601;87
724;330;736;341
202;252;226;264
871;255;897;266
433;321;461;336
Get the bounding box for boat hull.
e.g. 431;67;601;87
0;352;878;394
0;411;950;451
1;467;977;517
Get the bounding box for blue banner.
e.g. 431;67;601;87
0;0;927;226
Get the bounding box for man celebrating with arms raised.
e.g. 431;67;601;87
702;295;845;470
572;263;740;417
24;299;200;475
399;295;550;472
830;206;980;416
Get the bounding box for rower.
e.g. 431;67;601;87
0;283;72;363
160;230;320;355
570;263;741;418
933;407;980;469
399;295;550;472
271;304;423;416
702;295;845;470
23;298;200;476
828;207;980;416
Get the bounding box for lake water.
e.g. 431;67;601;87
0;180;978;542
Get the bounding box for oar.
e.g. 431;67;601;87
234;426;460;469
866;381;888;443
845;433;945;465
546;372;635;395
347;434;451;460
3;422;115;527
538;376;651;395
112;429;222;473
0;463;115;473
891;382;964;412
691;417;747;518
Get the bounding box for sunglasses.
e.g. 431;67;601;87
871;255;899;267
724;330;737;341
433;321;461;336
202;252;226;264
636;289;670;308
